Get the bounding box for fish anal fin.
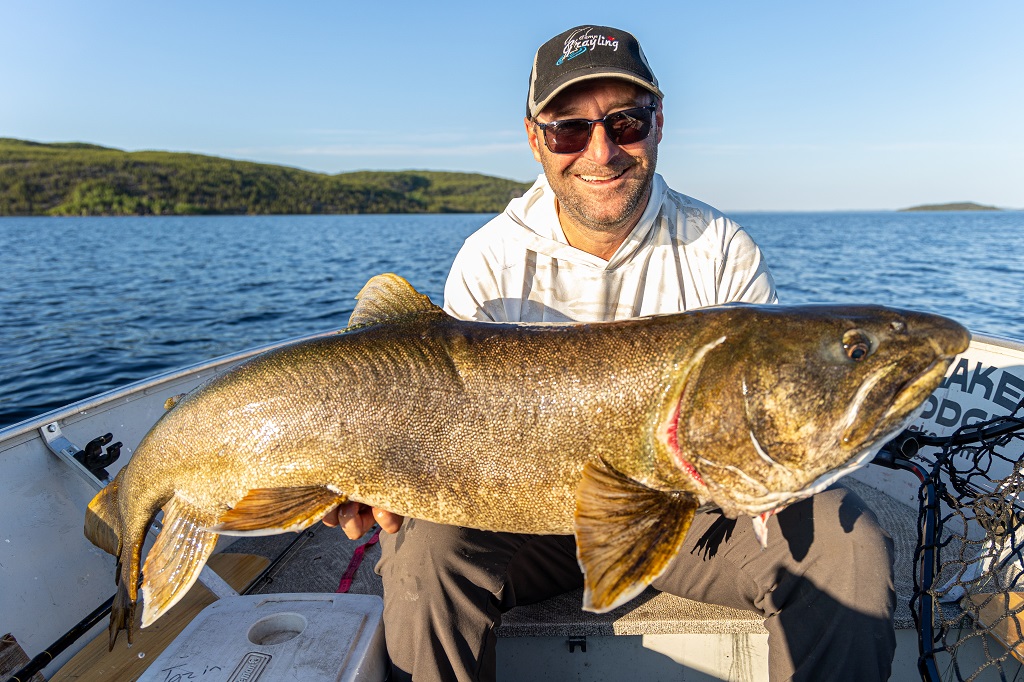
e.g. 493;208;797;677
212;486;347;535
348;273;443;327
140;493;220;629
575;460;699;613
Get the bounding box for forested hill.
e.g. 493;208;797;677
0;138;532;216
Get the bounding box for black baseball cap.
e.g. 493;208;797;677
527;25;663;119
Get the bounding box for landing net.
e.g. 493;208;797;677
912;398;1024;681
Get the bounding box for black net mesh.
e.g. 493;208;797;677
913;398;1024;681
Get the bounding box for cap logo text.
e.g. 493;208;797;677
556;28;619;66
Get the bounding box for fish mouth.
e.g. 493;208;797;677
841;350;956;452
882;356;949;424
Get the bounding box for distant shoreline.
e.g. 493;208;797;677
0;138;532;217
1;138;1015;216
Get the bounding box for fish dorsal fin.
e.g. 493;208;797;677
575;460;699;613
348;273;443;327
212;485;347;535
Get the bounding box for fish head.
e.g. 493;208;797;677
670;305;970;519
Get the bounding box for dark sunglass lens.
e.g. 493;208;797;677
542;106;654;153
607;108;653;146
545;120;591;153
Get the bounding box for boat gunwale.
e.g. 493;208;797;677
0;327;346;447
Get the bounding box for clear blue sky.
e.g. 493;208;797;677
2;1;1021;211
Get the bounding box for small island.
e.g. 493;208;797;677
899;202;1002;212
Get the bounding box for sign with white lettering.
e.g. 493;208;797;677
916;337;1024;437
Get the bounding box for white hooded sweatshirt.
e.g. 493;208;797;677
443;173;777;323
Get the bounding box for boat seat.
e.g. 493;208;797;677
498;587;767;638
496;477;916;638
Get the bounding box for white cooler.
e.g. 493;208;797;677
137;593;386;682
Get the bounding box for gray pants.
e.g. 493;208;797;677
375;484;896;682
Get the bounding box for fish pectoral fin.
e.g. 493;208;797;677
575;460;699;614
140;493;220;629
212;485;347;535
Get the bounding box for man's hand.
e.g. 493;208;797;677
323;502;404;539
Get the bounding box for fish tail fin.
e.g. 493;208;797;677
575;460;699;613
140;493;220;629
85;469;124;557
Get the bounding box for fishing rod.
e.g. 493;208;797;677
3;594;115;682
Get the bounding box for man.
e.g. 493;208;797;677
325;25;896;682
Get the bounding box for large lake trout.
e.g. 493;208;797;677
86;273;969;648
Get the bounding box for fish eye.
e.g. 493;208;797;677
842;330;872;361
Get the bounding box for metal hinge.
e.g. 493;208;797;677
40;422;109;490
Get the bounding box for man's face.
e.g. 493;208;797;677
526;79;663;235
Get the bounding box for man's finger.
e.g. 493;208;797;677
374;508;404;534
321;504;342;527
327;503;403;538
339;504;373;540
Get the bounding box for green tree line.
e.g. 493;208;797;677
0;138;532;216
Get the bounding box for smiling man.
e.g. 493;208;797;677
329;25;897;682
527;80;660;259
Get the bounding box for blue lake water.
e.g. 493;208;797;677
1;211;1022;429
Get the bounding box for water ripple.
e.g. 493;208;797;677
2;211;1022;429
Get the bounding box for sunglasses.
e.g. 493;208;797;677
534;103;658;154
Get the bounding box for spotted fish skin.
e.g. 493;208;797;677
85;273;970;647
